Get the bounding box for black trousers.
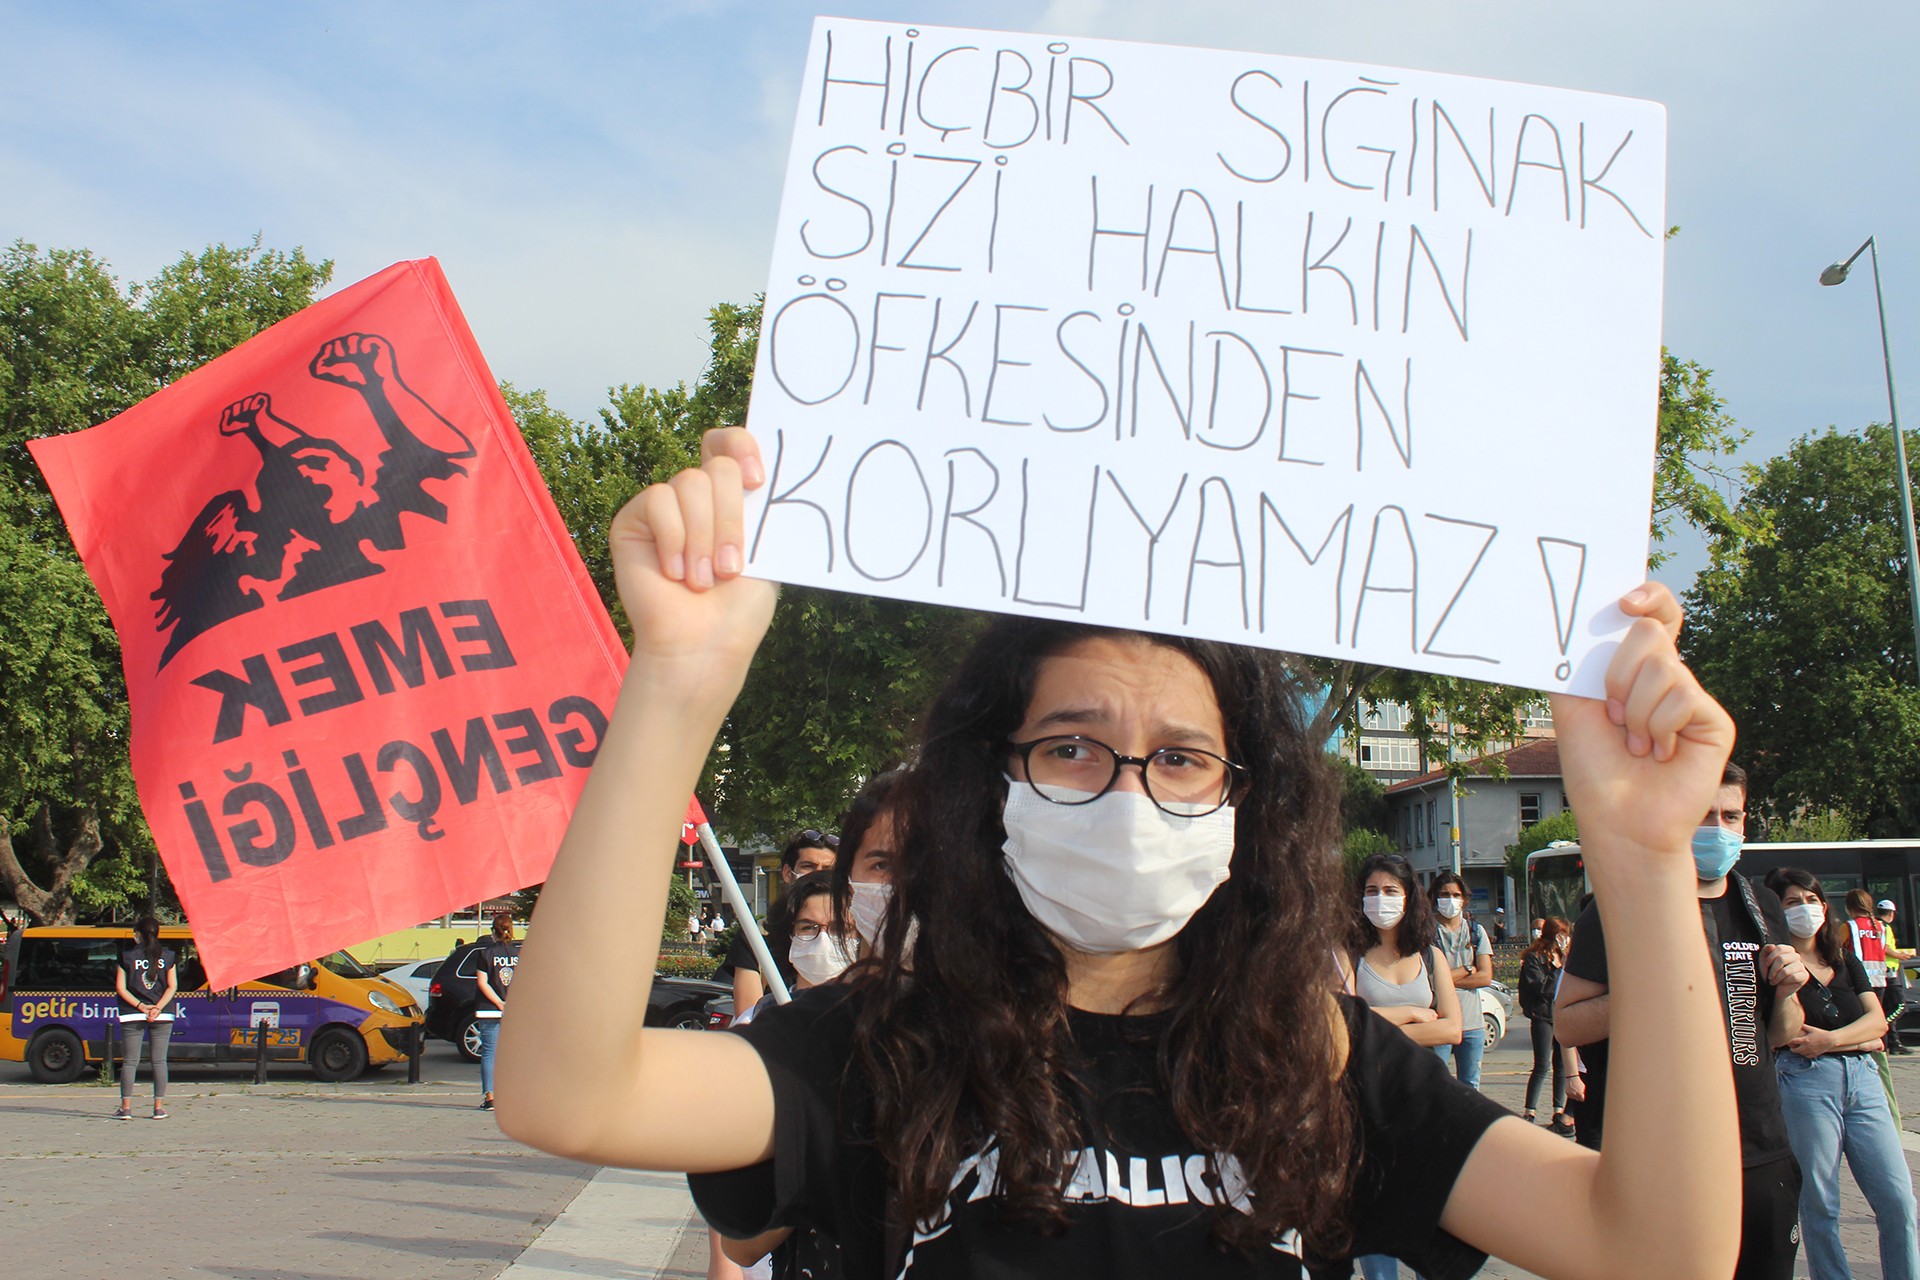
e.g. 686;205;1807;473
1735;1155;1802;1280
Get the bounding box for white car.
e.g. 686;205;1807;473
379;957;446;1011
1481;979;1512;1045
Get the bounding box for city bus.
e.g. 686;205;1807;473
1527;838;1920;928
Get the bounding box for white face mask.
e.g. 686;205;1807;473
788;931;857;986
1363;895;1405;929
1000;781;1235;955
1532;928;1543;941
1786;903;1827;939
846;879;892;947
1434;897;1462;921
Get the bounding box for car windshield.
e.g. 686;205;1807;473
316;950;377;980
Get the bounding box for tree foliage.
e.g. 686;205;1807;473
509;300;988;844
1683;424;1920;837
0;238;332;922
1505;809;1579;884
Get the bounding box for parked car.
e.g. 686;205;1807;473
1;925;422;1083
1481;978;1513;1045
380;957;446;1011
424;941;726;1061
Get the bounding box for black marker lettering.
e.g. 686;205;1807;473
1420;514;1500;664
1044;310;1109;432
1065;57;1127;144
1351;506;1418;651
800;145;875;259
1353;356;1413;470
749;429;836;570
845;440;933;582
1301;213;1358;324
1154;188;1231;310
1402;225;1470;341
1087;177;1152;291
1104;470;1188;619
1217;70;1292;183
817;29;891;129
1130;321;1195;441
1012;459;1100;611
865;292;926;405
1183;478;1249;628
917;297;979;415
1258;497;1353;640
1197;330;1271;452
1431;102;1497;213
982;303;1046;426
1579;124;1654;238
897;154;982;271
1505;114;1570;222
982;49;1039;149
939;447;1006;593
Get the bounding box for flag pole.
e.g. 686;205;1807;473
692;821;792;1006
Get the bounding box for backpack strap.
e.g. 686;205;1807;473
1422;945;1439;1009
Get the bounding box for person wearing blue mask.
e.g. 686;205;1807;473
1556;763;1812;1280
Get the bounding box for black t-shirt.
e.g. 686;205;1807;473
689;985;1507;1280
476;941;520;1017
117;947;176;1017
718;931;798;994
1562;877;1792;1166
1799;953;1876;1045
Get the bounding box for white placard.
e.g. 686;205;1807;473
742;18;1666;696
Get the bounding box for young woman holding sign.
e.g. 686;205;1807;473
497;429;1741;1280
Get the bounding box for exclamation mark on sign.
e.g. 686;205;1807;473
1536;537;1588;681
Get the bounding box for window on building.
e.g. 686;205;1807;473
1425;800;1437;846
1520;793;1542;828
1360;743;1373;763
1413;805;1423;847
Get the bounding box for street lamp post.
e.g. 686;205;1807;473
1821;236;1920;682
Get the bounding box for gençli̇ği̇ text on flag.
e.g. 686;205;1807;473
29;258;626;988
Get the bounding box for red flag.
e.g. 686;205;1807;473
682;796;708;846
28;259;626;988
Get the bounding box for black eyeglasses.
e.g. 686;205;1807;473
798;829;841;850
1008;735;1247;817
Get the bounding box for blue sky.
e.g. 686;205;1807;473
5;0;1916;592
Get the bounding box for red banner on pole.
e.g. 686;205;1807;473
28;259;627;988
681;797;708;846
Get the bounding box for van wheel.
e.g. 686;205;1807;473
27;1028;87;1084
456;1013;483;1062
310;1027;369;1082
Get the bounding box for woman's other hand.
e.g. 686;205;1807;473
611;427;778;692
1549;582;1733;878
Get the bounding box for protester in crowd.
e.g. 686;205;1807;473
1491;908;1507;946
718;830;839;1012
498;429;1746;1280
1429;872;1493;1089
707;870;856;1280
1557;761;1808;1280
1516;918;1574;1135
1339;854;1463;1278
1846;889;1903;1120
1762;866;1918;1280
1879;900;1913;1055
1530;917;1545;942
472;910;519;1112
113;916;177;1120
830;767;906;956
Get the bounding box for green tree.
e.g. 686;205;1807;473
1330;753;1389;837
1505;809;1579;885
510;300;988;843
1683;424;1920;837
1341;827;1397;880
1766;808;1866;844
0;238;333;923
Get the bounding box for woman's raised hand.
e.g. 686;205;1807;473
1548;582;1733;869
609;427;778;682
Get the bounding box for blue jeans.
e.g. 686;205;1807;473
1777;1051;1919;1280
1432;1027;1485;1091
477;1017;500;1095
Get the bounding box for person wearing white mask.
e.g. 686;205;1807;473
1429;872;1494;1090
829;767;907;957
498;429;1754;1280
1342;855;1462;1280
1762;866;1918;1280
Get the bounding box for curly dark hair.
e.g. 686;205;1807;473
850;618;1355;1253
1352;853;1436;960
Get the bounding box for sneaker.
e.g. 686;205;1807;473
112;1104;132;1121
1549;1114;1575;1137
479;1097;494;1112
152;1104;168;1120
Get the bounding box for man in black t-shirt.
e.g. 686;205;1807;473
1556;763;1809;1280
716;830;839;1006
